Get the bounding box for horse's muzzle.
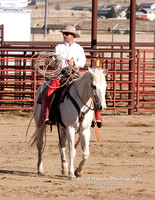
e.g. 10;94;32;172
97;103;106;111
97;105;102;111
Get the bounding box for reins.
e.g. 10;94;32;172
67;88;90;134
73;82;94;111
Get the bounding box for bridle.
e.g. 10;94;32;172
73;78;99;111
90;80;100;110
73;82;95;111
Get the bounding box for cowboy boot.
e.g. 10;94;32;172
95;110;103;128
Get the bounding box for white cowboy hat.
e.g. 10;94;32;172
60;25;80;38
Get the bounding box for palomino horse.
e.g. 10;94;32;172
33;67;107;179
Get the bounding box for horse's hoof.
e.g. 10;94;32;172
37;170;45;176
68;172;75;180
68;176;75;181
62;170;68;177
74;169;83;177
37;172;45;176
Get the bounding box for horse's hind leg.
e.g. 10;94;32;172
36;124;46;174
58;127;68;176
75;129;90;177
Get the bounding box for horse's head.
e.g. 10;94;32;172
88;68;108;111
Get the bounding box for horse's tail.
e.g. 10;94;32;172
29;128;47;154
29;131;37;148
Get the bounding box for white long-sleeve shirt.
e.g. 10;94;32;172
53;41;86;71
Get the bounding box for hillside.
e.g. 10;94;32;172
29;0;155;42
32;0;155;10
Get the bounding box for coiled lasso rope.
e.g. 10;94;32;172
34;52;74;88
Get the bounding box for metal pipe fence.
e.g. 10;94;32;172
0;44;155;113
135;49;155;112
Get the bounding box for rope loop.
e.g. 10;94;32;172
33;52;74;89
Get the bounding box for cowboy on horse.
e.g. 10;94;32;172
37;24;103;128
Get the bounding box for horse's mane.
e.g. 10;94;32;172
74;68;105;85
74;70;92;84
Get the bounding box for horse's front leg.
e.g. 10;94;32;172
75;129;90;177
66;127;76;179
36;124;46;174
58;127;68;176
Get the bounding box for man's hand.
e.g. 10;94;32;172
55;54;62;61
66;59;75;67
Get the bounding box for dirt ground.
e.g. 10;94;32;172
0;111;155;200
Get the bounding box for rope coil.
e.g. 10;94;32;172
34;52;74;88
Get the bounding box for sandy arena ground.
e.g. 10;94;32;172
0;111;154;200
1;1;154;199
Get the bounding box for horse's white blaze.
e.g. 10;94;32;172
88;67;107;110
33;68;107;178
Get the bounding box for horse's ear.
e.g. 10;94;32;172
103;69;108;76
88;67;94;75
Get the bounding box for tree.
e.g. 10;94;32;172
127;4;139;12
136;4;139;11
107;6;117;18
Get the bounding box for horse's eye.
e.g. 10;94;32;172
92;85;96;90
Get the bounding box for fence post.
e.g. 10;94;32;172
0;25;4;104
136;49;140;112
128;0;136;115
91;0;98;68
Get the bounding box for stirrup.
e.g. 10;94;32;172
96;121;103;128
91;120;103;128
45;118;56;125
37;94;42;104
91;120;95;128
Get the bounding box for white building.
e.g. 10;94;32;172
0;0;28;8
139;3;155;10
0;0;31;41
141;8;155;21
